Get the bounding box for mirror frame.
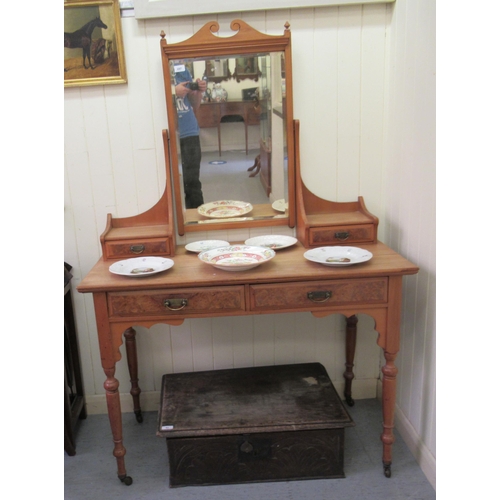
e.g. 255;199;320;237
160;19;295;236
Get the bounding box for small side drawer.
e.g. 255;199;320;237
309;224;375;246
108;286;246;318
104;238;171;260
249;278;388;313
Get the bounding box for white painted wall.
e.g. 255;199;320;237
64;0;435;487
382;0;436;486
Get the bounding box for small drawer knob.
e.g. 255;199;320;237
129;244;145;254
334;231;350;241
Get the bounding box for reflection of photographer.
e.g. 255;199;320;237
174;67;207;209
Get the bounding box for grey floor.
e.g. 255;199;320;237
64;399;435;500
200;148;270;205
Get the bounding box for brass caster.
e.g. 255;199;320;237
119;475;133;486
383;463;392;478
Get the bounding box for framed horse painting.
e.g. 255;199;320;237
64;0;127;87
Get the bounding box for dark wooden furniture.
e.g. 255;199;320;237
157;363;353;486
64;264;87;456
195;100;261;155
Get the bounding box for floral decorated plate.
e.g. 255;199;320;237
198;245;275;271
197;200;253;218
185;240;230;253
304;246;373;267
272;199;288;212
245;235;297;250
109;257;174;276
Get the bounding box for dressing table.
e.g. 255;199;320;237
77;20;418;485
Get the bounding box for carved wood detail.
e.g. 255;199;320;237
108;287;246;317
250;278;388;311
310;224;375;245
167;429;345;486
105;239;169;259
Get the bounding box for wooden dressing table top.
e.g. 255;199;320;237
78;241;418;294
77;240;418;482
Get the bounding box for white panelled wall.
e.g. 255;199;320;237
64;0;435;488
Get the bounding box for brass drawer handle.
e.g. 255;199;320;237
163;299;188;311
307;291;332;303
130;244;145;254
335;231;350;241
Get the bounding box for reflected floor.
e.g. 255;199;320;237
200;148;269;205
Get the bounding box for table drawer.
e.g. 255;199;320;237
309;224;376;246
108;286;246;318
104;238;171;260
246;104;261;125
196;105;220;128
249;278;388;312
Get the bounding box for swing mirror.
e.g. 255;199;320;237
160;19;295;235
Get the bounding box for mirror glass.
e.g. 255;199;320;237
171;52;288;227
204;59;231;83
233;56;261;82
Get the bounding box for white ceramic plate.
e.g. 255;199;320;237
109;257;174;276
272;199;288;212
198;245;276;271
185;240;230;253
197;200;253;218
245;235;297;250
304;246;373;267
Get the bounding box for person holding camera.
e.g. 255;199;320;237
174;64;207;209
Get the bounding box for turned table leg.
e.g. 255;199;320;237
343;315;358;407
104;367;133;485
124;328;143;423
380;350;398;478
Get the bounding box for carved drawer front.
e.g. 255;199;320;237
107;286;246;318
249;278;387;312
309;224;376;246
104;238;171;260
167;429;346;486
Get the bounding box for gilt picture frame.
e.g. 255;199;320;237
64;0;127;87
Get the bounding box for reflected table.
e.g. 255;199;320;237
195;100;261;155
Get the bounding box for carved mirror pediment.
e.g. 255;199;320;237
160;20;295;235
